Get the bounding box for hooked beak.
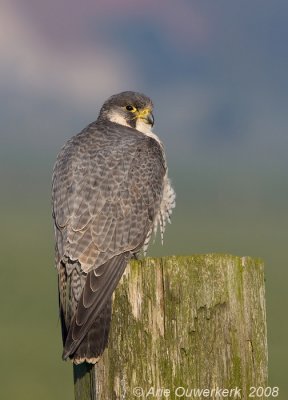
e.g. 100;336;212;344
146;112;154;127
137;108;154;127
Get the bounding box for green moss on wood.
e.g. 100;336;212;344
77;254;267;400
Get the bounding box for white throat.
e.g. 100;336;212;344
107;112;162;145
135;119;161;144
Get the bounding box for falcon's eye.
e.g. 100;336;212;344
126;105;136;111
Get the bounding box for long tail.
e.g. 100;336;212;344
62;252;129;363
68;298;112;364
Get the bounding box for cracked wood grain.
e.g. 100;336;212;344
74;254;268;400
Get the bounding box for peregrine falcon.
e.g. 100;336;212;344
52;91;175;364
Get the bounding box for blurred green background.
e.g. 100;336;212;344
1;1;288;399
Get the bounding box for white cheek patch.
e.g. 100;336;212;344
107;111;130;127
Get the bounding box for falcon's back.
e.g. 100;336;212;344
52;91;175;364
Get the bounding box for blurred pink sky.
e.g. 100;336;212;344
7;0;208;47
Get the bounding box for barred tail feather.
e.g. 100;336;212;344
62;253;129;363
71;299;112;364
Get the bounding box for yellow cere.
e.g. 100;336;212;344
136;107;152;119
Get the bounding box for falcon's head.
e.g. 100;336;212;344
98;91;154;134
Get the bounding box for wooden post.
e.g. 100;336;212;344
74;363;96;400
74;254;268;400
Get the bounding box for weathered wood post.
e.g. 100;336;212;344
74;254;268;400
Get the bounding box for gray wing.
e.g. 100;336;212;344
52;123;165;358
